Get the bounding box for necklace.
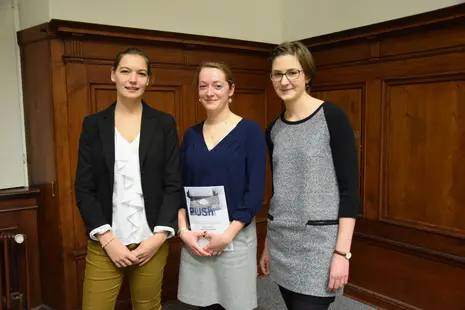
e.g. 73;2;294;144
205;119;229;146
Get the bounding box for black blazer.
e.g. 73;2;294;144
74;102;182;239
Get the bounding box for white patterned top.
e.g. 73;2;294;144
89;128;174;244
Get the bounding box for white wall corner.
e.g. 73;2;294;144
17;0;51;30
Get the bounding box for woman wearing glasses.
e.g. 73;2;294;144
259;41;360;310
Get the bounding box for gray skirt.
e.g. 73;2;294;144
267;217;343;297
177;219;257;310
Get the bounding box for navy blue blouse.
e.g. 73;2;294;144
180;118;267;225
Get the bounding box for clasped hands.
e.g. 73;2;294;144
100;232;167;268
179;229;231;256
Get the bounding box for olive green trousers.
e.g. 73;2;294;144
81;240;169;310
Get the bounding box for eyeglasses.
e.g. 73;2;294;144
270;69;303;82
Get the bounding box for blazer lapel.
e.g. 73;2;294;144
99;103;116;186
139;102;157;169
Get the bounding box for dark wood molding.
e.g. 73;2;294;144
16;23;57;45
355;232;465;267
345;283;421;310
18;19;275;53
300;4;465;70
0;187;40;200
0;206;38;213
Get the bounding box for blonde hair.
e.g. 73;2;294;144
195;61;234;88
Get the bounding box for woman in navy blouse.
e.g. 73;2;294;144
176;61;267;310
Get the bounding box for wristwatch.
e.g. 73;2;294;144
334;249;352;260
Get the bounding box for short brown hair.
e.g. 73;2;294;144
113;47;151;76
195;61;234;88
269;41;316;91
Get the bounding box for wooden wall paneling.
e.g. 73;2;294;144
0;189;42;309
381;74;465;238
356;219;465;262
311;39;373;68
20;40;56;185
305;4;465;309
66;60;93;253
79;40;186;66
20;38;68;310
313;50;465;85
186;49;269;71
349;235;464;310
377;18;465;59
52;38;80;310
363;80;383;221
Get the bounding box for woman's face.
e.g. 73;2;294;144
270;54;310;103
198;67;235;113
111;54;149;100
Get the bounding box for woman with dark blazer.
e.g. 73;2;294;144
74;47;182;310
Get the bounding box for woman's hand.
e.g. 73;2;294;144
328;254;349;291
203;232;232;256
131;233;167;266
259;247;270;275
179;230;211;256
101;237;140;268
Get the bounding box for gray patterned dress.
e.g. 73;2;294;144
265;101;360;297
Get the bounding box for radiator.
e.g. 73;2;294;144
0;232;30;310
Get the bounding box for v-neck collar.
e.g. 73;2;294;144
201;118;244;152
115;127;140;145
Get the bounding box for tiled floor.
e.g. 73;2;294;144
163;276;376;309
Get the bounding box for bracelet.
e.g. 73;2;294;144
177;227;189;236
101;236;115;248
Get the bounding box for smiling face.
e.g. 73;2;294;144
198;67;235;113
111;54;149;100
271;54;310;103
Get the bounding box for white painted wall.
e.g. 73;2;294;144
0;0;27;189
49;0;283;43
17;0;50;30
282;0;464;41
1;0;462;189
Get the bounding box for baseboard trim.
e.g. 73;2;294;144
344;283;421;310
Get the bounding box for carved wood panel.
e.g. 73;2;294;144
382;77;465;237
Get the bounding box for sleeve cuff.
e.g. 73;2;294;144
231;210;253;226
153;226;175;239
89;224;112;241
